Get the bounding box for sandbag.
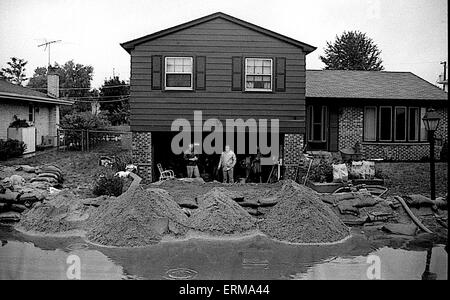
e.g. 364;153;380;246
10;204;27;213
31;177;58;184
0;190;20;202
178;198;198;209
338;200;359;216
245;208;263;216
259;197;278;207
15;165;36;173
405;195;436;208
332;163;348;182
0;211;21;222
382;223;417;236
238;200;260;208
38;173;60;181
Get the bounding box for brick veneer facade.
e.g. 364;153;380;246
283;133;304;179
338;106;448;161
132;131;153;182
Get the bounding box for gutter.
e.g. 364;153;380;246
0;92;74;106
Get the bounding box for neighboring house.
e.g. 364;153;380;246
121;12;448;182
306;70;448;161
0;79;72;153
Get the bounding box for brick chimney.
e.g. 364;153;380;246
47;66;59;98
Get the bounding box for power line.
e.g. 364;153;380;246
29;84;130;91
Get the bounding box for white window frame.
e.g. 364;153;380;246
244;58;273;92
164;56;193;91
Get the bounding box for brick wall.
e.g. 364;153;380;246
338;106;363;150
132;131;153;182
283;133;304;180
338;106;448;161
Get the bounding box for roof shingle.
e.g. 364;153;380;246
306;70;448;100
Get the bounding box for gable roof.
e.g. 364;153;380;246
306;70;448;101
0;80;73;105
121;12;317;54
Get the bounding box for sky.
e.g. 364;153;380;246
0;0;447;89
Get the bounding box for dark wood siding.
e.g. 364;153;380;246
130;18;306;133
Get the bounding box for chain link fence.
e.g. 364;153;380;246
57;128;131;152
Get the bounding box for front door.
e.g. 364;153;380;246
306;104;338;152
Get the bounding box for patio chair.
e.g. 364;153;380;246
157;163;175;181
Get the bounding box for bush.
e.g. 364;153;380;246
112;152;133;172
0;139;27;160
60;111;110;130
92;170;124;197
308;158;334;183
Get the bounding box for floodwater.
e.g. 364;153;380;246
0;226;447;280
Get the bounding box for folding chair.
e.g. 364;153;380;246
157;163;175;181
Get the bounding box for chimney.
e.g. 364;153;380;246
47;66;59;98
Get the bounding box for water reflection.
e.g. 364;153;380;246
0;226;447;280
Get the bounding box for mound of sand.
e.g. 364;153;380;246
259;180;350;244
189;187;257;235
18;190;96;234
86;187;189;247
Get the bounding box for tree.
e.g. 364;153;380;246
320;31;384;71
1;57;28;85
99;76;130;125
27;60;95;113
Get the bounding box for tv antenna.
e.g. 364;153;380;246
38;39;62;67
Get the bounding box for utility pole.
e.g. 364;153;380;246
440;61;447;91
38;40;62;67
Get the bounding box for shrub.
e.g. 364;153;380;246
308;158;333;183
92;170;124;197
112;152;133;172
60;111;110;130
0;139;27;160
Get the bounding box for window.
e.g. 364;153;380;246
420;107;428;141
394;107;407;141
245;58;272;91
379;106;392;141
28;104;34;122
307;105;327;142
164;57;193;90
364;106;377;141
408;107;420;141
364;105;429;142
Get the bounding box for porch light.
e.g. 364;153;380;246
422;108;441;132
422;108;441;200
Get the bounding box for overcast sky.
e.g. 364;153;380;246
0;0;447;88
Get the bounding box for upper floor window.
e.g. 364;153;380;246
165;57;193;90
245;58;272;91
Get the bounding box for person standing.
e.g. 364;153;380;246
184;144;200;178
218;145;236;183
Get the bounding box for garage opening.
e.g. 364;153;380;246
152;131;283;183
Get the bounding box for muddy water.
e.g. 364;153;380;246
0;226;447;280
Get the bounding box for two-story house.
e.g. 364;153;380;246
121;12;448;182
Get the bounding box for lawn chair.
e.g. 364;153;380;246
157;163;175;181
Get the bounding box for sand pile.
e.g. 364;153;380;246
86;187;189;247
189;187;257;235
259;180;350;244
18;190;95;234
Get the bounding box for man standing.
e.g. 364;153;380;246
218;145;236;183
184;144;200;178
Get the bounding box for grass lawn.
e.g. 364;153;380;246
377;162;448;198
1;143;130;198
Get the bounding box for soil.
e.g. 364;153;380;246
259;181;350;243
188;187;257;234
86;186;189;247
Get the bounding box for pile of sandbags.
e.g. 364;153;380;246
31;165;64;185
